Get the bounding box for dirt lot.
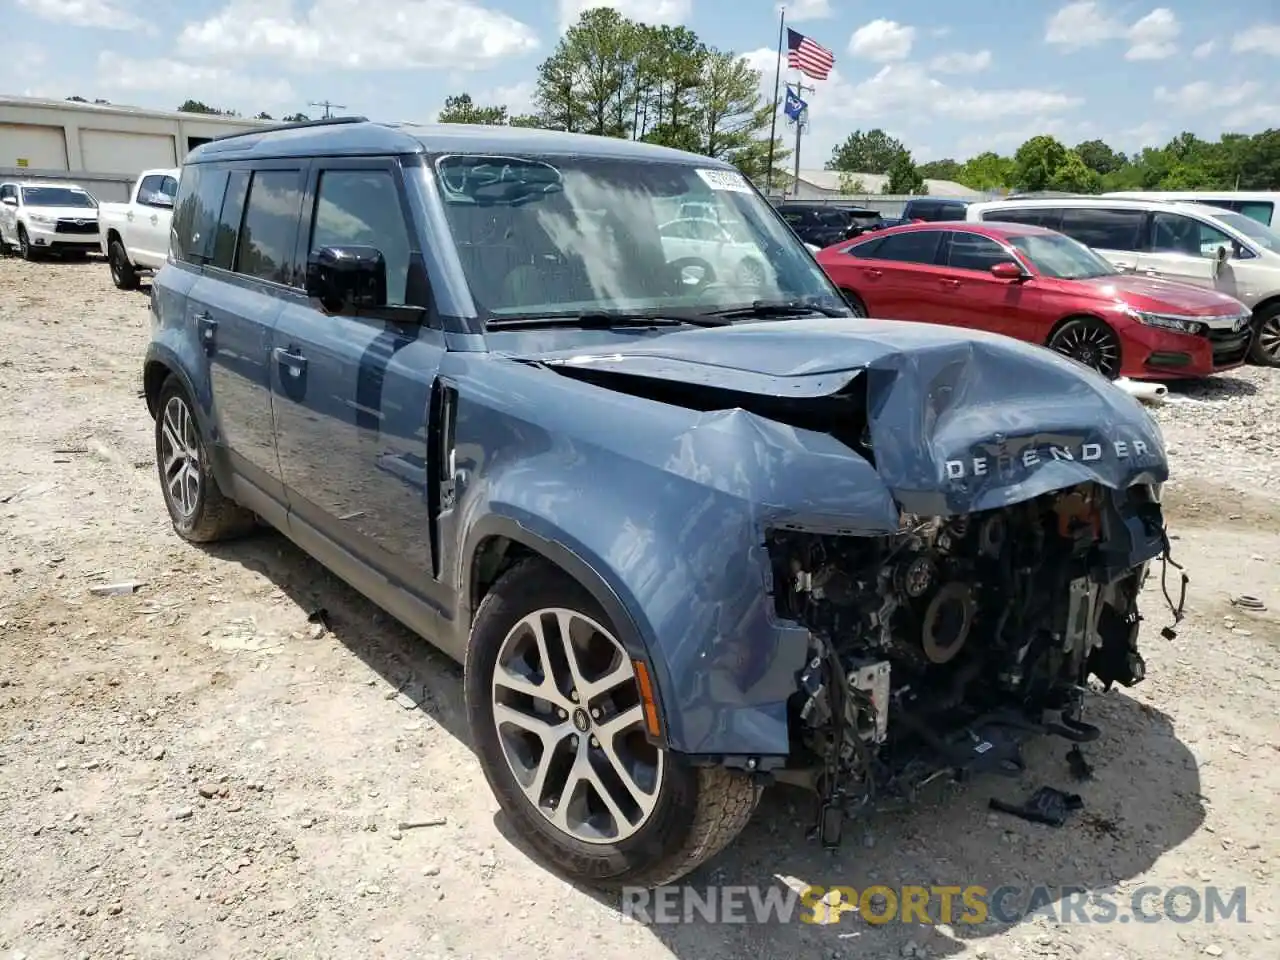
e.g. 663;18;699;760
1;256;1277;960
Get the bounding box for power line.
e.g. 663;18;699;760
309;100;346;119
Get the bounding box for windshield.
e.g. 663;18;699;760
1009;232;1118;280
430;154;846;322
1213;210;1280;253
21;186;96;208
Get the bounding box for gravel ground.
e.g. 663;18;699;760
1;256;1277;960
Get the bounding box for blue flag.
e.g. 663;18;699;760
784;88;807;121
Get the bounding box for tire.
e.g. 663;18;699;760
1047;317;1122;380
465;559;761;889
154;375;256;542
17;225;37;261
840;289;867;317
109;239;140;290
1248;303;1280;367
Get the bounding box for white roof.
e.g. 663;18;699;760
0;94;273;128
782;167;983;199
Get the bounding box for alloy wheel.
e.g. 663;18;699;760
490;607;663;844
160;395;202;518
110;247;123;285
1257;313;1280;364
1052;324;1120;379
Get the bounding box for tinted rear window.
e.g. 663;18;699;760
1058;207;1146;251
171;165;229;265
871;230;943;264
234;170;304;285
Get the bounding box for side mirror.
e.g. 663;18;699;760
990;261;1025;280
1212;244;1229;278
1;196;16;206
305;245;388;314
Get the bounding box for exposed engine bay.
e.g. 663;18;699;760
766;481;1182;845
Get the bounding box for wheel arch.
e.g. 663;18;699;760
1251;294;1280;320
105;227;123;246
461;512;673;749
1044;312;1116;345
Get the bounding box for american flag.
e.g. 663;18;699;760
787;28;835;80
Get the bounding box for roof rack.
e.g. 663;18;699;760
209;115;370;144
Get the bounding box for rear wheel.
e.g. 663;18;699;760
1248;303;1280;367
1048;317;1121;379
465;559;760;889
109;239;139;290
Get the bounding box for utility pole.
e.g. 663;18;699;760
309;100;346;119
790;82;814;200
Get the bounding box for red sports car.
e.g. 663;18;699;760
816;221;1253;380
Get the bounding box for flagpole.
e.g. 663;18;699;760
765;5;785;196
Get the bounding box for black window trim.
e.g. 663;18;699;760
858;228;947;265
938;229;1021;273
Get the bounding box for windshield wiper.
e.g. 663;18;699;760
703;299;851;320
486;310;731;330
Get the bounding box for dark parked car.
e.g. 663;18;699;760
776;201;885;248
901;196;971;222
144;117;1173;889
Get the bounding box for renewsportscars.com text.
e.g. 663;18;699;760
620;884;1249;926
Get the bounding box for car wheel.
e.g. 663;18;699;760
841;290;867;317
17;225;36;261
465;559;761;889
109;239;140;290
1048;317;1122;380
736;257;767;287
154;375;256;543
1248;303;1280;367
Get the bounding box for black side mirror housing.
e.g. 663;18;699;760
306;245;387;314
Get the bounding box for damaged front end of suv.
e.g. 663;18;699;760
512;318;1182;854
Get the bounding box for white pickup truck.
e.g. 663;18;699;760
98;168;179;289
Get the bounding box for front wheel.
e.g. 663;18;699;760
1048;317;1122;380
109;239;140;290
1249;303;1280;366
18;226;36;261
464;559;760;889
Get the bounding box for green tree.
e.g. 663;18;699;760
956;151;1014;190
282;112;310;123
918;158;962;181
1012;135;1068;191
1073;139;1127;175
884;151;926;194
694;51;772;165
1047;150;1102;193
177;99;237;116
838;171;868;193
256;112;274;120
438;93;510;125
827;128;907;174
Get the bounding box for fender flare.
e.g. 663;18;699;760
142;344;235;493
459;509;673;748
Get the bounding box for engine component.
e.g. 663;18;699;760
920;582;974;664
847;660;890;742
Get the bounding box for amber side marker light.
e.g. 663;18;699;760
632;660;662;738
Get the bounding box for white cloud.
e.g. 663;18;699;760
179;0;539;71
96;52;297;111
929;50;992;74
849;19;916;63
17;0;143;31
1045;3;1181;59
1154;80;1260;113
1192;40;1216;59
557;0;689;30
1231;24;1280;54
786;0;832;21
1125;8;1180;60
957;118;1089;156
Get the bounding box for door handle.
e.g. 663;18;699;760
195;312;217;354
940;278;961;288
864;268;883;278
150;215;158;225
126;211;134;221
273;346;307;377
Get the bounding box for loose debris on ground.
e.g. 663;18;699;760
1;257;1278;959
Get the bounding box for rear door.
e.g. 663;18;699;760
269;157;446;595
1055;206;1147;274
932;231;1030;338
850;229;948;322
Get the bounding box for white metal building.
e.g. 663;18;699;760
0;95;272;200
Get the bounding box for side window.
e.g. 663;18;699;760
171;164;229;265
1150;213;1233;258
235;169;304;285
1237;201;1273;226
660;220;693;239
1;184;15;201
210;170;249;271
310;168;413;306
985;207;1043;227
159;176;179;201
873;230;943;264
137;174;167;207
946;232;1011;271
1058;207;1145;251
845;236;884;258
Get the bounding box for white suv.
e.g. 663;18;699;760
967;196;1280;365
0;180;100;260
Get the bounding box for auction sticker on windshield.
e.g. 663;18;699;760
696;168;753;193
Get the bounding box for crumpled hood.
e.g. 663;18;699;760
523;317;1169;515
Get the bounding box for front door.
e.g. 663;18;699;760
133;172;178;263
1137;211;1248;301
932;231;1030;338
269;159;446;594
